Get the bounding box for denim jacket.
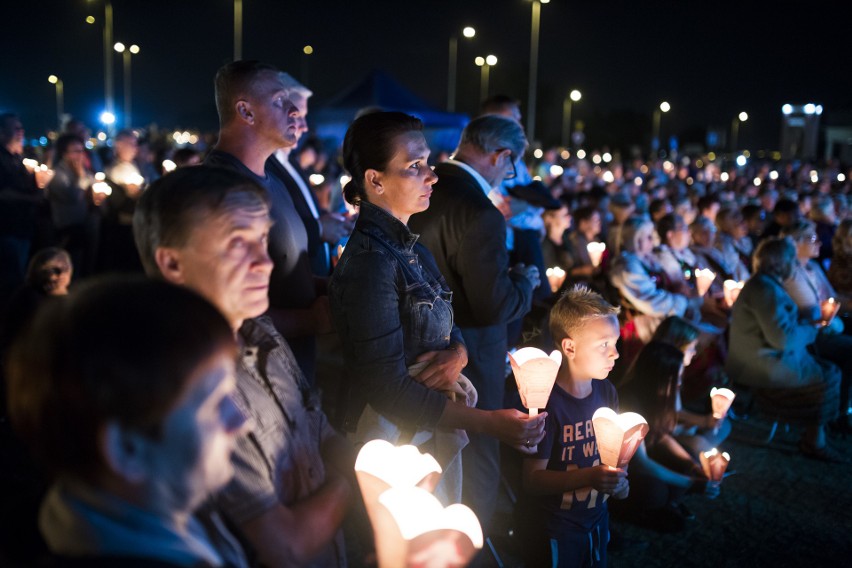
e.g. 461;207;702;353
329;201;465;432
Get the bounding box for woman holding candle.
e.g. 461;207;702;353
612;341;716;532
726;237;846;462
781;221;852;433
329;111;546;504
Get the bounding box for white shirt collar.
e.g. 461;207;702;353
445;159;493;197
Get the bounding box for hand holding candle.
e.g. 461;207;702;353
545;267;566;293
722;280;744;308
694;268;716;297
820;297;839;326
699;448;730;491
509;347;561;417
587;242;606;268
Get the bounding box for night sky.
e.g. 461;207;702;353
3;0;849;153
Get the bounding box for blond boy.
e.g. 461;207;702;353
519;284;628;567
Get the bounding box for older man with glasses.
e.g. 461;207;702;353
409;114;541;539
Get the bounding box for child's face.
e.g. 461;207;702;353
562;315;620;380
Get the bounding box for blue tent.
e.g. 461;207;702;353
310;69;469;155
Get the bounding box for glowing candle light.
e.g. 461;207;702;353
710;387;736;419
587;242;606;267
699;447;731;488
694;268;716;297
508;347;561;417
723;280;744;308
545;266;566;293
820;297;839;326
592;407;649;469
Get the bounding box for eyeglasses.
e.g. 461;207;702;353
800;234;818;244
496;148;517;180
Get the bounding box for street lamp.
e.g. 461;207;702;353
652;101;670;154
731;111;748;155
88;0;114;119
475;55;497;103
527;0;550;142
114;42;140;128
447;26;475;112
234;0;242;61
562;89;581;148
48;75;64;128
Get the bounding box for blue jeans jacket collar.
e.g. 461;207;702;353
357;200;420;254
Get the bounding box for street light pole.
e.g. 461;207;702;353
562;89;581;148
234;0;243;61
475;55;497;103
526;0;549;142
115;42;139;128
652;101;670;155
730;111;748;155
447;26;475;112
48;75;64;129
104;0;114;116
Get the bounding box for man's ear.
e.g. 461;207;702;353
561;336;576;360
155;247;185;285
100;422;149;484
236;100;253;125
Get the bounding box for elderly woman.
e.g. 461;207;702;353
609;215;704;343
726;237;845;462
329;112;545;503
782;220;852;433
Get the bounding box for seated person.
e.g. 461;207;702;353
133;166;354;566
562;205;605;287
652;213;698;297
612;342;717;533
608;215;704;344
782;220;852;433
827;218;852;312
5;277;250;566
651;316;731;450
713;207;752;281
726;237;846;463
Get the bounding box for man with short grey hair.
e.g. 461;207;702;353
409;114;540;533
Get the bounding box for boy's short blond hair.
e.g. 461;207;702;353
549;284;620;344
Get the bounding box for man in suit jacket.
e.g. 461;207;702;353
268;74;353;278
409;114;541;530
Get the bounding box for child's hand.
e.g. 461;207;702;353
588;465;627;493
611;476;630;499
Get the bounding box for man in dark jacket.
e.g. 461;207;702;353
409;114;540;530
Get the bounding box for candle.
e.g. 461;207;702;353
587;242;606;267
509;347;561;418
22;158;39;172
545;266;566;293
92;181;113;196
699;448;731;487
592;407;649;469
820;297;839;326
694;268;716;297
723;280;744;308
710;387;736;419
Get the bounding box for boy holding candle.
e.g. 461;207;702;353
519;284;629;567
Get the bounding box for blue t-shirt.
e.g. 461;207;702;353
531;379;619;535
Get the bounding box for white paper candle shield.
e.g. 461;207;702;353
699;448;730;482
354;440;482;568
592;407;649;468
722;280;744;308
694;268;716;297
710;387;736;419
509;347;561;416
545;267;566;293
587;242;606;267
820;297;839;325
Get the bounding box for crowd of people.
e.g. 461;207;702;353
1;58;851;568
